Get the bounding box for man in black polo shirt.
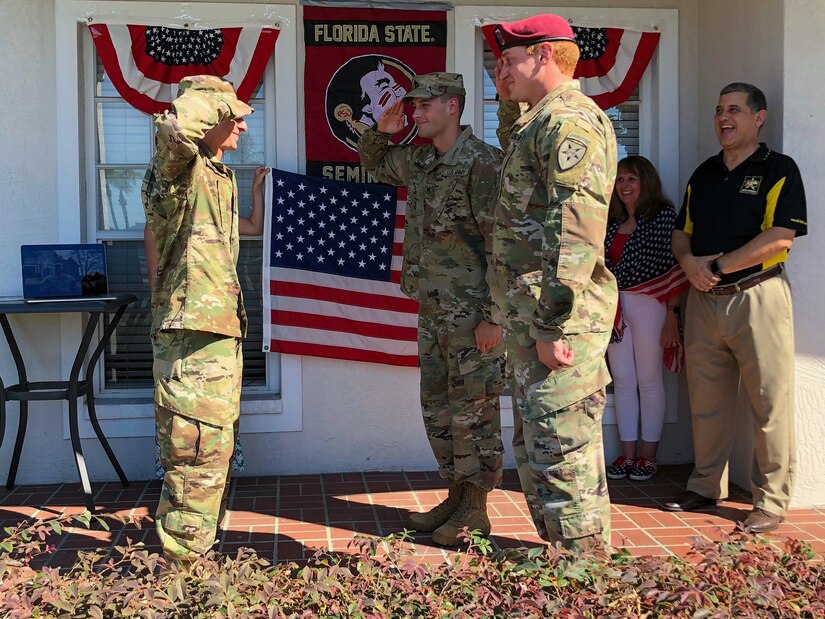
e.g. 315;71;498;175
664;83;807;533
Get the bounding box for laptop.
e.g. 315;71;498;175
21;244;117;303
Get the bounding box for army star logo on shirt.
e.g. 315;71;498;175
558;135;589;171
740;176;762;195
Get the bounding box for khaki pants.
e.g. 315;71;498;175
684;272;796;515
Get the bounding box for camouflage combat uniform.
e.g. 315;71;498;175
492;82;618;550
142;76;251;561
358;125;506;493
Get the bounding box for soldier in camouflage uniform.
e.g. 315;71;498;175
490;15;618;550
142;75;253;561
358;73;506;546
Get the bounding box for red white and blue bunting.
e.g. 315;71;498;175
89;24;279;115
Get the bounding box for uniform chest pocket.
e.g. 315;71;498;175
214;180;225;233
425;170;468;227
209;176;236;236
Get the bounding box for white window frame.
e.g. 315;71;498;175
84;38;272;396
54;0;302;439
454;6;680;428
454;6;679;200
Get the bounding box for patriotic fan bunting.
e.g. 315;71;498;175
88;24;279;115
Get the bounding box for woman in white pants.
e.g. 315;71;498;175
604;157;685;481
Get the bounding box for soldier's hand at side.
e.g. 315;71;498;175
536;339;574;370
475;321;502;353
376;100;406;135
253;166;271;190
495;59;514;101
680;252;722;292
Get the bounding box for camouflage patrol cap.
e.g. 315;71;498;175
402;72;465;102
176;75;254;118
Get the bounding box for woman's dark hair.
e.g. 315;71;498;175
609;155;673;222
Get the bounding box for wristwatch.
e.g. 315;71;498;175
709;259;722;275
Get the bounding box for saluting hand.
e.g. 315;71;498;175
376;100;406;135
495;58;514;101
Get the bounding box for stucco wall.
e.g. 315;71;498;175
782;0;825;507
697;0;785;155
0;0;80;485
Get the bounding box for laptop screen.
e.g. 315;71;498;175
21;244;110;300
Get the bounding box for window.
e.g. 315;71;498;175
454;6;679;201
56;1;302;439
88;45;269;391
479;41;641;157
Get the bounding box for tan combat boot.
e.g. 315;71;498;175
431;484;491;546
408;481;463;532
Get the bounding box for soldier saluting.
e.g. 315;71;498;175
358;73;506;546
490;15;618;550
142;76;252;562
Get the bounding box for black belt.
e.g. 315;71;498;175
707;265;783;296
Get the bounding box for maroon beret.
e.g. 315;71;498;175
493;14;576;52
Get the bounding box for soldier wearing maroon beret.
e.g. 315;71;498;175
489;14;618;551
492;14;576;50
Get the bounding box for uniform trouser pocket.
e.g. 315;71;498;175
152;329;242;426
419;328;506;490
155;406;234;560
520;389;610;545
451;354;506;491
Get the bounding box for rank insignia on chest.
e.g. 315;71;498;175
558;135;589;171
740;176;762;195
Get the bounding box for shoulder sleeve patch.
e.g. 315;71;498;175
558;132;590;170
549;119;601;189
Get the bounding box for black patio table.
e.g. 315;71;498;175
0;294;136;511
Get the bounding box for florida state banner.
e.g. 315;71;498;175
303;7;447;180
482;24;659;110
89;24;279;115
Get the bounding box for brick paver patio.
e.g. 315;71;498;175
2;465;823;568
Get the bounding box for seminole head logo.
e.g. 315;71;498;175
326;54;418;151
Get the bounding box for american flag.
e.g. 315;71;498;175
623;263;689;302
263;170;419;367
615;264;690;373
572;26;660;110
